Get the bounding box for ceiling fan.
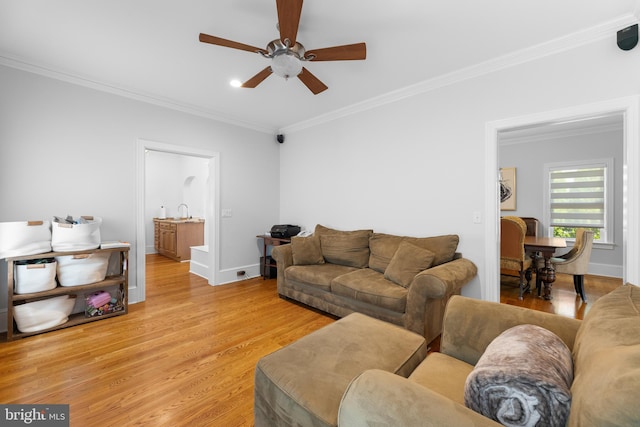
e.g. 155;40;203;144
199;0;366;95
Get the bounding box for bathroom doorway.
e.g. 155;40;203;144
144;150;210;254
135;139;220;303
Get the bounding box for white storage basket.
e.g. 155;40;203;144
55;252;110;287
14;259;57;294
51;216;101;252
0;220;52;259
13;295;76;333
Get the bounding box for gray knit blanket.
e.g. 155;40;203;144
464;324;573;427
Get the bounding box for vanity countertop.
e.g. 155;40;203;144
154;218;205;224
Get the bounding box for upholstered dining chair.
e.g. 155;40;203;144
545;228;595;302
500;216;533;299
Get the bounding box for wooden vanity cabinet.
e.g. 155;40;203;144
154;219;204;261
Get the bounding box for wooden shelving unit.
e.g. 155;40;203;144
5;247;128;341
256;235;290;279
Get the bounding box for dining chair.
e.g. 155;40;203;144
519;217;539;237
546;228;595;302
500;216;533;299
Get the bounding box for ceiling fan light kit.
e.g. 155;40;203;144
199;0;366;94
271;52;302;79
262;39;306;79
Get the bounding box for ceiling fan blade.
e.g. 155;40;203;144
306;42;366;61
297;67;328;95
199;33;265;54
276;0;303;45
241;67;273;88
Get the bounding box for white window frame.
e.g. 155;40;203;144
543;158;614;247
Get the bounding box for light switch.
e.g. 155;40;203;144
473;211;482;224
221;209;232;218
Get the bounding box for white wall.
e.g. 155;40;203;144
0;65;280;312
279;36;640;300
500;128;624;277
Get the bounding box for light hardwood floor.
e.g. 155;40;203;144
499;271;622;320
0;254;623;426
0;255;335;426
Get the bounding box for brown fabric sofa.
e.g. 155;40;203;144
338;283;640;426
271;224;477;343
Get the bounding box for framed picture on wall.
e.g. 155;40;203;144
500;167;516;211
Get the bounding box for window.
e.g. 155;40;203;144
544;159;613;243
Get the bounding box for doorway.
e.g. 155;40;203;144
134;139;220;303
485;96;640;302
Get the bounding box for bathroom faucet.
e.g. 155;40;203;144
177;203;190;218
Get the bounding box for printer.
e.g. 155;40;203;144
270;224;301;238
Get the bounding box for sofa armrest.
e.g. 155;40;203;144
403;258;477;341
411;257;478;299
271;244;293;294
440;295;582;366
271;243;292;269
338;369;501;427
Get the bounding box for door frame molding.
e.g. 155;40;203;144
134;139;220;302
484;95;639;302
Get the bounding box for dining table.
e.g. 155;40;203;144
524;236;567;300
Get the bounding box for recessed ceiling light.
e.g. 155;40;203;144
230;79;242;88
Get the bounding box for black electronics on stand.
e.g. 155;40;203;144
270;224;301;238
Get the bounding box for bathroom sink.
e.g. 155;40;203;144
156;217;203;223
184;218;204;223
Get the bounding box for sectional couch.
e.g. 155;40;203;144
338;283;640;426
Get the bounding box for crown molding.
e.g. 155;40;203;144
1;11;637;136
281;13;639;134
0;55;276;135
499;122;622;146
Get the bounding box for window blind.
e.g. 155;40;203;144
549;166;605;228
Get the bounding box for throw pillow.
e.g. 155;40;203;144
383;242;435;288
464;324;573;427
291;236;324;265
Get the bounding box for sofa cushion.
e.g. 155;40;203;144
286;264;358;292
369;233;459;273
569;284;640;427
368;233;405;273
315;225;372;268
291;235;325;265
331;269;408;313
404;234;459;266
409;352;474;405
384;241;435;288
314;224;374;240
464;324;573;427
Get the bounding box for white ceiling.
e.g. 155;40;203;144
0;1;638;133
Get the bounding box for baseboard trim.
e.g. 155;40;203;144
589;262;623;278
0;308;7;333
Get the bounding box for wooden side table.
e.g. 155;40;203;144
257;235;291;278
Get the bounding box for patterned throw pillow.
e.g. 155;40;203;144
464;324;573;427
